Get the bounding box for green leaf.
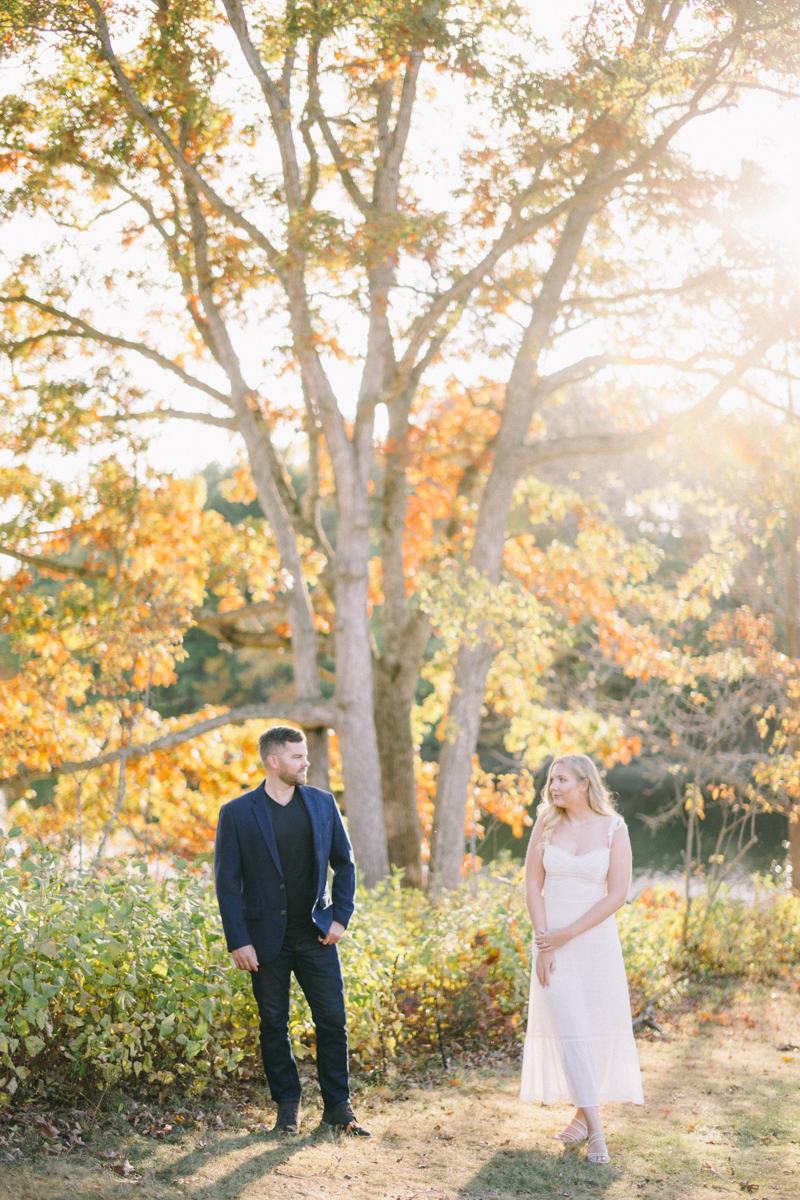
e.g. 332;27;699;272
24;1035;45;1058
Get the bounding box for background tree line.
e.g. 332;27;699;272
2;0;800;893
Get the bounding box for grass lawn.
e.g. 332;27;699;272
0;983;797;1200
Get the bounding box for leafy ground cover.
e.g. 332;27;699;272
0;983;797;1200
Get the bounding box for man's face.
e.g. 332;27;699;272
269;741;309;786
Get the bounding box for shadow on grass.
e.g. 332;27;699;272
151;1124;341;1200
461;1143;620;1198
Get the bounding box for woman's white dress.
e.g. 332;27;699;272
519;815;643;1108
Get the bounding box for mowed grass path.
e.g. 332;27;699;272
1;985;798;1200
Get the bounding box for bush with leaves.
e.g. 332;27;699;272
1;841;798;1105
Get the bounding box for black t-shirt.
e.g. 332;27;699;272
265;788;317;937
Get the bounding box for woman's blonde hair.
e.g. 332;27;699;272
538;754;617;846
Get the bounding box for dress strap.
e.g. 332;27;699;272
608;814;624;846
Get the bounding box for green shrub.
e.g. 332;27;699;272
0;840;798;1104
0;846;249;1101
618;879;800;1009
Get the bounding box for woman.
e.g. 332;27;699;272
519;754;643;1164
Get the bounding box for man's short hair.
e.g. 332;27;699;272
258;725;306;767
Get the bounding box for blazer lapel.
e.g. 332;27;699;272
297;786;323;884
251;782;283;878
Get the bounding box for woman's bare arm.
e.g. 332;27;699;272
524;815;548;934
525;816;557;986
533;824;632;952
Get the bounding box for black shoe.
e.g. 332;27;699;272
321;1101;371;1138
273;1100;301;1135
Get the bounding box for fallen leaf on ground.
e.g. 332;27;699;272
111;1159;135;1176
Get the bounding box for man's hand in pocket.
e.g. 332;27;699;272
318;921;345;946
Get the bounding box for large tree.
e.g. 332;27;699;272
3;0;800;889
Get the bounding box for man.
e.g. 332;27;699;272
214;725;370;1137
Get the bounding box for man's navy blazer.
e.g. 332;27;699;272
214;781;356;964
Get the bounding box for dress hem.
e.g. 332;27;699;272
518;1094;644;1107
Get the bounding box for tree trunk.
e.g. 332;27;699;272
429;642;493;890
430;205;596;888
305;725;331;790
333;510;389;886
374;610;430;889
373;368;431;887
374;664;421;887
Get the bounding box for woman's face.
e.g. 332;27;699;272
548;763;589;812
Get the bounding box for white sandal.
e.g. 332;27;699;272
554;1117;587;1143
587;1132;610;1164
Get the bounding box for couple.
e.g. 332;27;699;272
215;731;642;1158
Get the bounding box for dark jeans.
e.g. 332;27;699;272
250;925;349;1110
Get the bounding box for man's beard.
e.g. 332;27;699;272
278;766;306;786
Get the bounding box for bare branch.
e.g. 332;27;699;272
193;599;284;623
1;701;337;792
300;38;322;210
564;269;726;310
192;611;291;651
219;0;304;212
192;600;335;661
316;113;372;214
0;294;231;404
536;354;614;395
519;332;781;470
740;384;800;424
108;407;237;430
379;51;423;210
732;80;800;100
0;545;106;580
300;380;335;559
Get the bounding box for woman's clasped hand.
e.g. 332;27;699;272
534;927;571;952
533;926;572;986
